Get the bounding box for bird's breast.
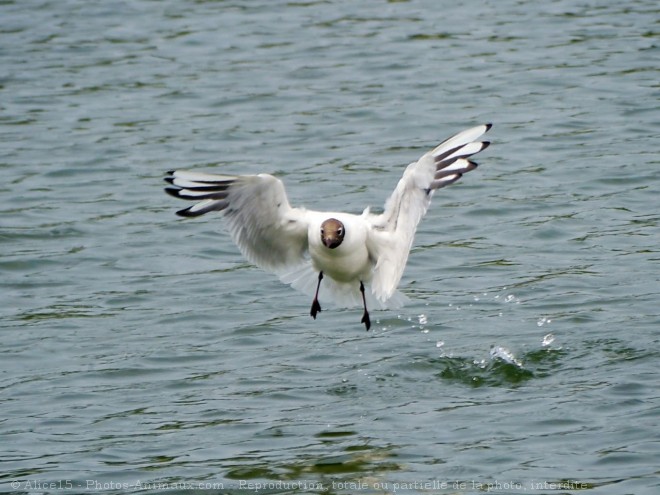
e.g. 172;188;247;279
309;240;372;283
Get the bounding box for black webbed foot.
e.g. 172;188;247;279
310;271;324;320
361;310;371;331
310;299;322;319
359;281;371;331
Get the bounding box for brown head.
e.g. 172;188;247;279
320;218;345;249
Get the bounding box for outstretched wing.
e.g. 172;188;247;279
366;124;492;302
165;171;310;272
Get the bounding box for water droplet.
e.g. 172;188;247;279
542;333;555;347
537;316;552;327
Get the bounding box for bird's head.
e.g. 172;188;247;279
320;218;345;249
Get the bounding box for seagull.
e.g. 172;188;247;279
165;124;491;330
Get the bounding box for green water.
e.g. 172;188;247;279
1;0;658;494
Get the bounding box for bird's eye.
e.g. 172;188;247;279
337;228;343;236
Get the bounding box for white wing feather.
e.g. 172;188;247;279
366;124;491;302
166;171;309;272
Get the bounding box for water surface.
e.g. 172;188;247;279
1;0;658;494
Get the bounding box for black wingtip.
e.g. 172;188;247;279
164;187;182;198
481;141;491;151
175;206;199;217
485;123;493;131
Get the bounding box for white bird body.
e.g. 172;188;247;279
307;213;371;283
165;124;492;329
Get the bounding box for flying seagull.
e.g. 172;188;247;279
165;124;491;330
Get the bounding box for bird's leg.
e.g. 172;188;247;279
310;271;323;319
359;281;371;331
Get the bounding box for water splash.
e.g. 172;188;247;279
489;345;523;367
504;294;520;304
437;353;534;387
541;333;555;347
